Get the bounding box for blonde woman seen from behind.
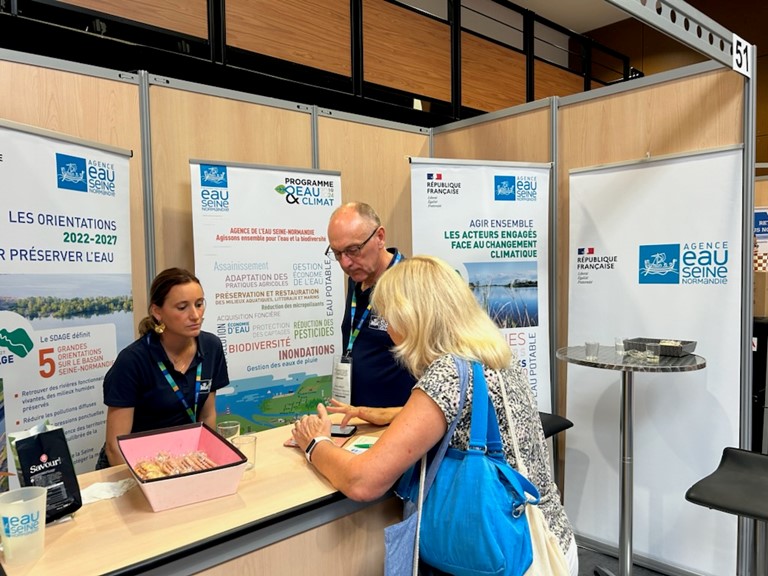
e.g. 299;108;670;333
291;255;578;575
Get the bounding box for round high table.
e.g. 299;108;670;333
556;345;706;576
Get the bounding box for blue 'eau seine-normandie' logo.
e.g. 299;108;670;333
494;175;538;202
639;244;679;284
495;176;516;201
56;153;87;192
200;165;228;188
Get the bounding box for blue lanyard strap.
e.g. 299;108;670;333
346;296;372;354
346;251;402;354
157;361;202;422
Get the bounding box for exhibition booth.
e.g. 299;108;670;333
0;1;757;574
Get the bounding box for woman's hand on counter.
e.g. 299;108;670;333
291;404;333;452
327;399;402;427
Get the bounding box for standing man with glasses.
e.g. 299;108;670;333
324;202;415;426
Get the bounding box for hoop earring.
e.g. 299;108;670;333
154;321;165;334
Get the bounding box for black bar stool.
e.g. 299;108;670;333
539;411;573;439
685;447;768;522
685;447;768;574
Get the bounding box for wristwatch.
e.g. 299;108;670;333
305;435;333;463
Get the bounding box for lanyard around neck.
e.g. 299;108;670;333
346;251;402;354
157;361;202;422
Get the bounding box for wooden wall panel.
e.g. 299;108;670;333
534;61;584;100
433;107;551;163
556;67;744;416
0;60;146;327
756;179;768;206
317;116;430;256
226;0;351;77
149;88;313;273
201;499;401;576
462;33;526;112
57;0;208;38
363;0;451;103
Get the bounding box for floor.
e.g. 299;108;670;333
578;545;667;576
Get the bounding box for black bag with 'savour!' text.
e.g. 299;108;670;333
11;425;82;523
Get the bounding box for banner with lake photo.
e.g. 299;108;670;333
410;158;553;410
0;121;132;481
190;162;345;433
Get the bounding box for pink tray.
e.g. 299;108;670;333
118;423;246;511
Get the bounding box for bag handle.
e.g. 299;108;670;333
421;356;470;497
499;376;541;504
471;361;504;456
499;375;527;476
473;362;540;505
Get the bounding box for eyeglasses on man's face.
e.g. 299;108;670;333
325;226;380;261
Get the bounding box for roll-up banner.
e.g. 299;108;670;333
0;121;132;481
754;205;768;267
410;158;553;410
565;148;742;575
190;162;345;431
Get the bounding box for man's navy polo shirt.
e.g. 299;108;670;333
103;330;229;432
340;248;416;407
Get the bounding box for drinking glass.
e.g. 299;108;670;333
646;343;661;364
217;421;240;442
233;434;257;471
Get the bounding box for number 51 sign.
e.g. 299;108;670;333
732;33;753;79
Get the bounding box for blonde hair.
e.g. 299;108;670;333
371;255;511;377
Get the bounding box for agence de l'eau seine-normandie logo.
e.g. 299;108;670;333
199;164;230;213
494;175;538;202
56;153;117;197
638;241;729;285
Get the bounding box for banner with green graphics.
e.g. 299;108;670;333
190;162;344;433
0;121;132;482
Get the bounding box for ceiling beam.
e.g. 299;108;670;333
604;0;734;67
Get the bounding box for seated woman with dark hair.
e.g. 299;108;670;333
96;267;229;469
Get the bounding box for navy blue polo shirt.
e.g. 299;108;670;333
103;331;229;433
341;248;416;407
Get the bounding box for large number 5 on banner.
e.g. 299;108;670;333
732;33;752;79
39;347;55;378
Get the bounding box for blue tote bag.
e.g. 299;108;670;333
386;358;539;576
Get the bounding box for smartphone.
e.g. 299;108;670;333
331;424;357;437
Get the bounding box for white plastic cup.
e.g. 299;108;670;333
233;434;257;471
585;341;600;361
0;486;47;564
